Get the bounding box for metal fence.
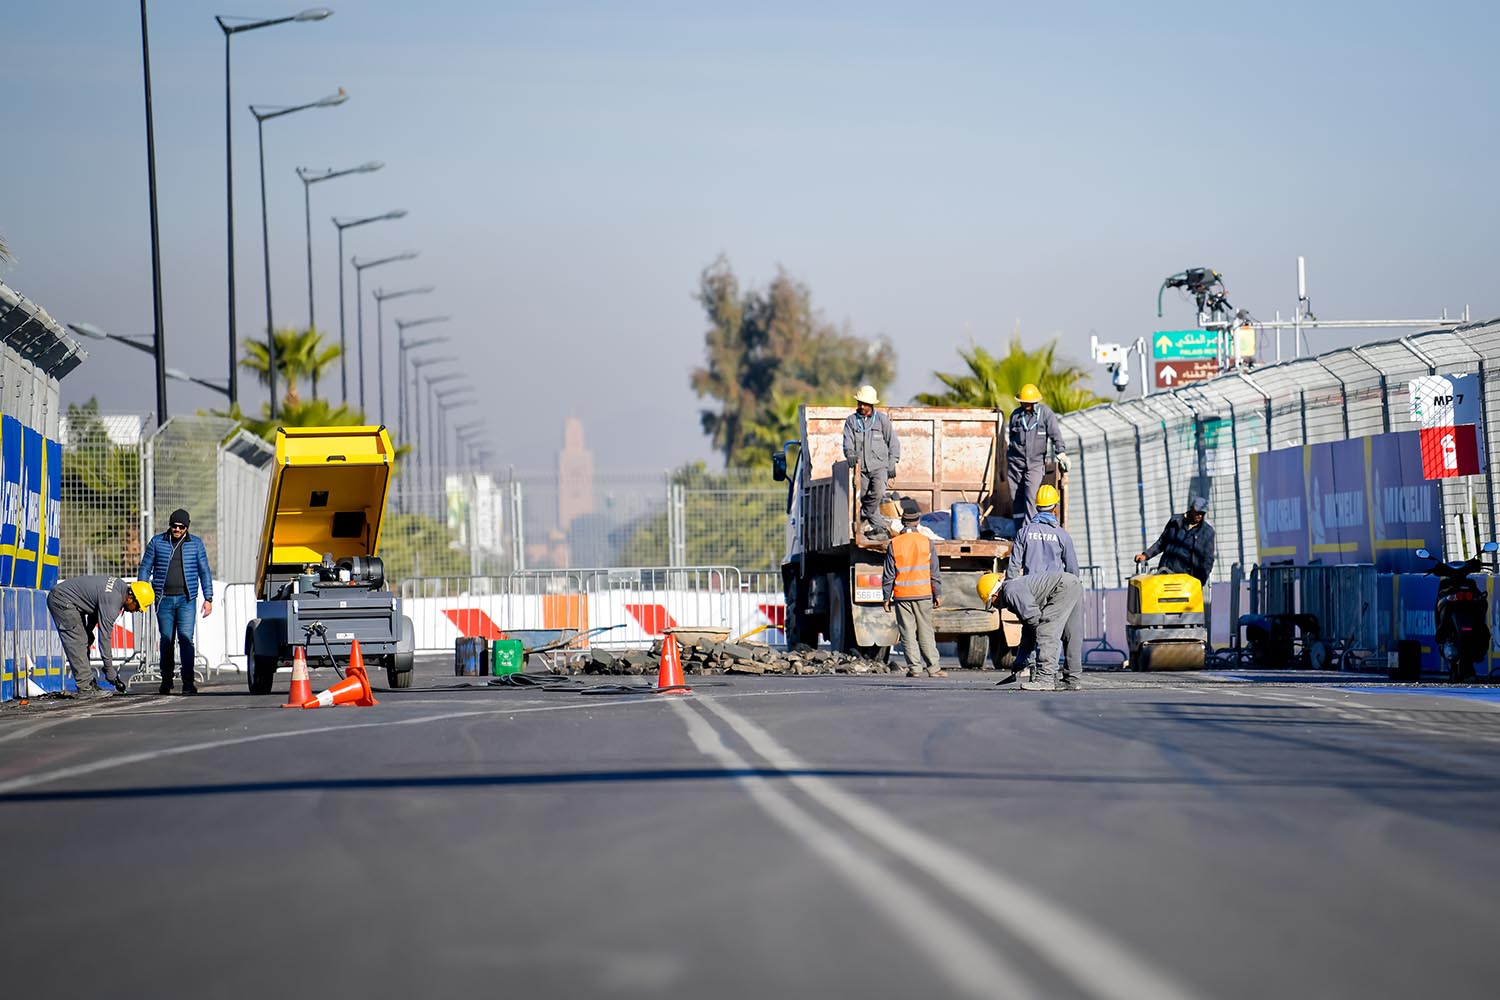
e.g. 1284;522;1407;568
1060;318;1500;589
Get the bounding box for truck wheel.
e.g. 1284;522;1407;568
387;662;415;689
989;630;1014;672
783;571;811;649
827;572;854;654
956;635;988;670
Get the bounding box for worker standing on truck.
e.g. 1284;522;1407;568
138;508;214;695
46;576;155;698
1136;495;1216;584
843;384;900;540
1010;484;1083;690
1006;383;1069;522
884;499;944;678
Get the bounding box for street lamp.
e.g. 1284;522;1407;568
407;354;456;494
371;286;434;425
166;368;232;398
397;317;451;448
351;251;417;414
297;160;381;337
432;388;477;505
217;7;333;410
332;210;405;403
250;87;347;419
425;374;471;512
68;321;156;357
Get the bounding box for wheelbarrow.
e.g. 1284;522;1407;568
502;624;623;672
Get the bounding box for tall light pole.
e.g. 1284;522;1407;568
371;286;434;424
138;0;169;424
408;355;455;500
250;88;347;419
351;252;417;415
397;317;451;443
424;373;468;516
433;389;477;510
217;7;332;410
297;160;380;337
332;210;405;403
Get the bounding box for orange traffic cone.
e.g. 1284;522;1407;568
282;646;313;708
302;640;379;709
655;633;691;695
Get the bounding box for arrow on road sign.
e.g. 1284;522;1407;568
1160;364;1178;385
1156;334;1173;351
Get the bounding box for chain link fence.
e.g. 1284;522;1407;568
1060;319;1500;590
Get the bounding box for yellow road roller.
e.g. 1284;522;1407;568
1126;572;1207;671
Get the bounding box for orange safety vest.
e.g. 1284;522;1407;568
890;532;933;600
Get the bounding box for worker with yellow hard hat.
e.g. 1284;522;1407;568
1007;382;1069;521
45;576;156;698
843;384;900;539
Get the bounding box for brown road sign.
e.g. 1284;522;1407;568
1154;359;1218;389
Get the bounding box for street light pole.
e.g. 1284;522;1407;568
371;286;434;424
217;7;333;411
251;88;347;419
332;210;406;404
139;0;169;425
396;318;449;439
297;161;381;339
351;251;417;414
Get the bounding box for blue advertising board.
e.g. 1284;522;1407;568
12;423;43;586
0;414;19;586
1368;431;1442;573
1252;446;1308;562
1309;437;1373;563
41;437;61;589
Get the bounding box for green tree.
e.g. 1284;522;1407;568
377;511;473;580
692;257;896;468
915;336;1105;414
240;326;342;406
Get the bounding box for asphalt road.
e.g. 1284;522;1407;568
3;656;1499;999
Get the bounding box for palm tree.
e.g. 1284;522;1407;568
0;232;12;264
916;335;1105;414
240;326;342;407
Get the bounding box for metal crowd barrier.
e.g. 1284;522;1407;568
1256;563;1379;665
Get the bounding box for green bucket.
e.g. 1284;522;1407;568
492;639;525;676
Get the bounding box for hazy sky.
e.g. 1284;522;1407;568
4;1;1496;472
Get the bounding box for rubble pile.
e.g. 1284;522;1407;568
580;641;898;676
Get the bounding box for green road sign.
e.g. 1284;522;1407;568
1152;329;1217;360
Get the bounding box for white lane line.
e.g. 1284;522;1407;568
693;695;1202;1000
667;698;1041;1000
0;700;636;796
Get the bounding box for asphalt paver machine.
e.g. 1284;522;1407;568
1126;572;1208;671
244;426;415;693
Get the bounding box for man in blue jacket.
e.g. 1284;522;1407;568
138;508;214;695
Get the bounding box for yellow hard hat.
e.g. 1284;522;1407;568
977;572;1003;607
1036;484;1060;508
1017;383;1042;404
129;580;156;609
853;385;880;405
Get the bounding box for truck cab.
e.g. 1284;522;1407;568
243;426;415;693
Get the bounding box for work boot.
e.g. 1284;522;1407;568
1019;673;1058;691
75;684;115;700
1058;676;1081;692
158;678;173;695
181;680;199;696
104;673;128;695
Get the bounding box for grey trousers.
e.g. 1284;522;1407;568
858;466;891;532
895;598;941;671
1006;459;1045;521
49;603;101;689
1000;571;1082;682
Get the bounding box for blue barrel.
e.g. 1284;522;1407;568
951;502;981;540
455;636;488;676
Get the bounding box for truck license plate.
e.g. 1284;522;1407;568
336;632;355;640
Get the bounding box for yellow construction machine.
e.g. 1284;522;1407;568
1126;572;1208;670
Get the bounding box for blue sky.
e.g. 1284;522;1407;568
3;1;1496;471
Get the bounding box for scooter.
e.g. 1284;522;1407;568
1414;541;1498;682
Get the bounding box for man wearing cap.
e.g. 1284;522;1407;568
843;384;900;540
1136;496;1216;585
883;499;944;677
138;508;215;695
1006;383;1069;521
1010;483;1084;690
46;576;155;698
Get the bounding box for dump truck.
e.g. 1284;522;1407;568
243;426;415;694
772;405;1065;669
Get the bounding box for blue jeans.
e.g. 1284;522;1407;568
157;594;197;685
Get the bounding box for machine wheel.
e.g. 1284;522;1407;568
1307;640;1330;671
827;572;854;654
387;661;415;689
249;654;278;695
1140;643;1206;672
956;634;988;670
1439;634;1473;682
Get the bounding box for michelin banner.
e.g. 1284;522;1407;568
0;414;63;589
1254;430;1440;572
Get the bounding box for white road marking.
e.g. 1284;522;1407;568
667;698;1042;1000
693;694;1202;1000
